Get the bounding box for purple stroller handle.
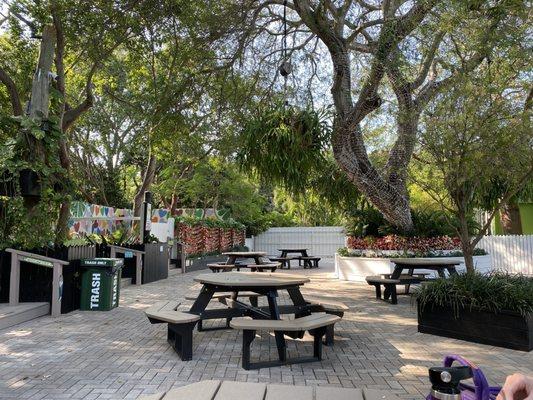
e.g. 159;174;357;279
443;355;500;400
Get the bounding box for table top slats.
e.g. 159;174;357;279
389;258;461;266
265;384;314;400
316;386;364;400
214;381;266;400
137;381;400;400
362;388;402;400
162;380;221;400
194;272;310;287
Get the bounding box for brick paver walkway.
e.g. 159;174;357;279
0;264;531;399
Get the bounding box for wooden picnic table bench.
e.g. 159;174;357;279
366;274;427;304
231;313;340;369
299;256;321;268
144;301;200;361
207;263;236;273
138;380;401;400
268;256;294;269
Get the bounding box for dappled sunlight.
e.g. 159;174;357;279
5;329;32;337
0;263;529;399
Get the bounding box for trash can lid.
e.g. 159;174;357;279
80;258;124;267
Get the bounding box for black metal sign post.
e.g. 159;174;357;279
139;191;152;244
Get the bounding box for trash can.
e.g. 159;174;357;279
79;258;124;311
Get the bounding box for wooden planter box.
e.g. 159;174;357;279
417;302;533;351
185;254;226;273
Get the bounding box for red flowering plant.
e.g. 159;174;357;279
342;235;483;258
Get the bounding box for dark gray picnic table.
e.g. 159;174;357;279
389;258;461;279
222;251;267;265
278;248;309;257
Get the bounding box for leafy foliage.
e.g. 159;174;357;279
345;208;468;238
238;103;332;193
414;272;533;317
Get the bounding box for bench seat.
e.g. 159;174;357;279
305;296;349;313
268;257;293;269
145;301;200;361
230;313;340;331
304;296;348;345
298;256;321;268
207;264;236;273
365;276;401;304
231;314;340;369
145;301;200;324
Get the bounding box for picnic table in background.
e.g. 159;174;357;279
366;258;462;304
222;251;267;265
190;272;311;323
273;248;321;268
389;258;461;279
278;248;309;258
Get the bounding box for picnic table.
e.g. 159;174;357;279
146;272;348;363
190;272;312;361
278;248;309;257
222;251;267;265
389;258;461;279
367;258;462;304
190;272;310;322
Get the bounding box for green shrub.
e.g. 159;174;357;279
344;207;476;238
414;272;533;317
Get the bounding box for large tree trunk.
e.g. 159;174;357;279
332;123;414;231
133;150;157;216
25;24;56;165
500;200;523;235
292;0;417;232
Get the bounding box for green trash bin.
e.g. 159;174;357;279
80;258;124;311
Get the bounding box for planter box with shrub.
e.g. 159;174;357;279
415;272;533;351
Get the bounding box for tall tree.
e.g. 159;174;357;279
242;0;449;232
416;57;532;271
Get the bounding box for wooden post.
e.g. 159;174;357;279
181;250;186;274
9;253;20;306
110;247;116;258
51;262;62;317
135;254;142;286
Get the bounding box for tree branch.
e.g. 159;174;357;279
411;31;445;89
0;66;23;116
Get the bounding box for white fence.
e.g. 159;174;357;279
478;235;533;275
252;226;345;261
252;228;533;275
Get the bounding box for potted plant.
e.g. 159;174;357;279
414;272;532;351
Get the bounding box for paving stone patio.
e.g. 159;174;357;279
0;263;531;399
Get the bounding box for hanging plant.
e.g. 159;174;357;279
237;102;332;193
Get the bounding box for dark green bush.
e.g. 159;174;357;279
414;271;533;317
345;207;476;238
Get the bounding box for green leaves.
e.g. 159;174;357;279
237;102;332;194
414;271;533;317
